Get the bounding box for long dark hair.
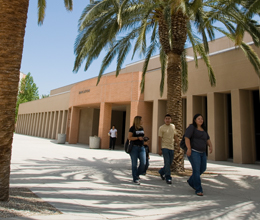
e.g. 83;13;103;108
192;113;206;130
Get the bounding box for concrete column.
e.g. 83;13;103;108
33;113;38;136
231;89;255;163
66;109;71;141
21;115;25;134
62;110;68;134
186;95;193;127
15;115;21;133
37;113;42;137
22;115;26;134
29;113;35;136
31;113;35;136
40;112;46;137
68;107;80;144
98;103;112;149
34;113;39;136
23;114;26;134
207;93;228;161
25;114;30;135
56;111;63;139
151;100;159;153
51;111;58;139
48;112;54;139
44;112;50;138
32;113;36;136
125;105;130;143
27;114;31;135
23;115;26;134
129;101;153;127
129;101;153;147
16;115;21;134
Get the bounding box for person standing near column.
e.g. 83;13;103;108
158;114;179;184
109;125;117;150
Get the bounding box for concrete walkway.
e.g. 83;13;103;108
5;134;260;220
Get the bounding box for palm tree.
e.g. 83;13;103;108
73;0;260;172
0;0;73;201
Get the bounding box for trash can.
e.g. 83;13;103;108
57;134;66;144
89;136;100;149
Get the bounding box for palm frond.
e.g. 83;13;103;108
186;21;199;67
190;0;202;13
195;43;216;86
140;23;158;93
97;43;119;84
159;48;167;97
115;32;137;77
117;0;129;28
164;6;173;50
240;42;260;77
64;0;73;11
132;19;148;59
38;0;46;25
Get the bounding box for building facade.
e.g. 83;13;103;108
16;36;260;164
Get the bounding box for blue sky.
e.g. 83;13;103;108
20;0;142;96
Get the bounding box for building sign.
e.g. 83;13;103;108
79;89;90;94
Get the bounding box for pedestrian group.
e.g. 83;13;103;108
126;114;213;196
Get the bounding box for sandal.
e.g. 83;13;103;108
196;192;203;196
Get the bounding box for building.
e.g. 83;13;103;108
16;36;260;164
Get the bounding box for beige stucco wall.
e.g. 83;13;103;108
144;45;260;102
50;84;76;96
18;92;70;114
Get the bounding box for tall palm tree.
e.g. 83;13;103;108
73;0;260;172
0;0;73;202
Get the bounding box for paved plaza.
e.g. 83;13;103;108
4;134;260;219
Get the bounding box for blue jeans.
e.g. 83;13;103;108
187;151;207;193
130;145;146;181
159;148;174;181
142;158;149;175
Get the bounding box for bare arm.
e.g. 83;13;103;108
207;139;213;154
185;137;192;157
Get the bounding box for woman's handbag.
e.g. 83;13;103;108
124;139;133;154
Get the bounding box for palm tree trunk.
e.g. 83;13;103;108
167;52;185;172
0;0;29;201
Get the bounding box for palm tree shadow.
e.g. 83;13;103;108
9;151;260;219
